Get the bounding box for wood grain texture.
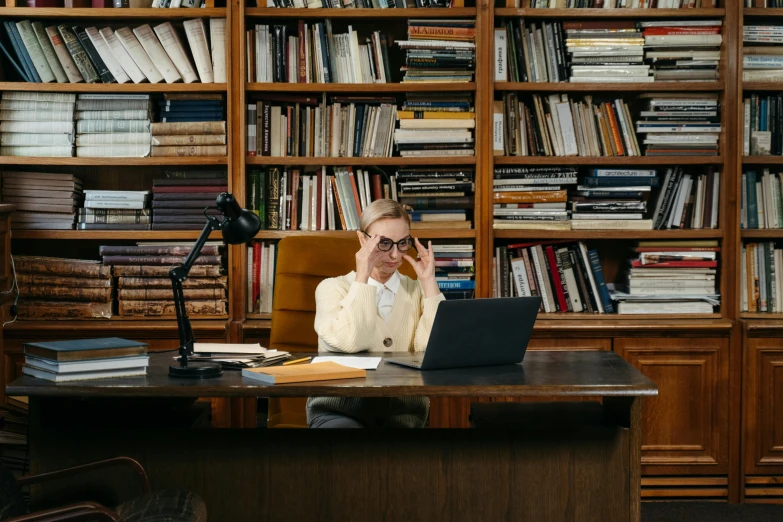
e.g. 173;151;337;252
6;350;657;399
494;156;725;165
0;7;227;17
615;338;729;476
496;82;724;92
247;83;477;93
743;337;783;476
246;7;476;17
27;397;636;522
246;156;478;166
496;7;725;17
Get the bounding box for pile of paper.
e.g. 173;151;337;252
190;343;290;368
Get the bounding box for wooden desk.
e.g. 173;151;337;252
8;350;657;522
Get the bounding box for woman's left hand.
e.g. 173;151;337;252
404;238;440;297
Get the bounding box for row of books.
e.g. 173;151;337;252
493;166;719;231
495;20;722;84
247;166;474;231
246;92;475;158
742;169;783;229
1;18;226;84
13;246;228;320
495;240;719;315
744;94;783;157
245;19;474;83
495;93;721;157
0;91;227;157
742;241;783;313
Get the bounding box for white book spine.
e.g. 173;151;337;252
183;19;214;83
99;28;146;84
133;24;182;84
494;28;507;82
84;27;130;85
115;27;164;83
15;20;56;83
31;22;68;83
152;22;199;84
209;18;227;83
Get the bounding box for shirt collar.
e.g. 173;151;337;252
368;270;401;295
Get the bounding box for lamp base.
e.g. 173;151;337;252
169;362;223;379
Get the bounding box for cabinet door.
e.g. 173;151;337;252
615;337;729;475
744;338;783;475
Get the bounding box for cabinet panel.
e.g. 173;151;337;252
615;337;729;474
745;338;783;475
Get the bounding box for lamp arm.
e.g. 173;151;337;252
169;215;220;363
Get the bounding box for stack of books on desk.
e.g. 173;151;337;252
21;337;149;382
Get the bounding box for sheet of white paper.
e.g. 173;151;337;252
311;356;382;370
193;343;266;354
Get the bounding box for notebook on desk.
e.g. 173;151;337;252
385;297;541;371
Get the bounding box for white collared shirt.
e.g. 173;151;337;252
367;271;400;323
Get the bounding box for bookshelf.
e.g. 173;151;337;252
0;0;778;504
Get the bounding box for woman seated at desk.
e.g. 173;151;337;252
307;199;445;429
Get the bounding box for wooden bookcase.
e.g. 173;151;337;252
0;0;778;503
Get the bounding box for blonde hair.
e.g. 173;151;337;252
359;199;411;232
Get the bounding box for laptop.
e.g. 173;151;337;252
385;296;541;370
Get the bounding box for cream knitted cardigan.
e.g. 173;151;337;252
306;271;445;428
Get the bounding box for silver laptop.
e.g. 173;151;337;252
385;297;541;370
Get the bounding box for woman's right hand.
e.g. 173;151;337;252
355;232;384;284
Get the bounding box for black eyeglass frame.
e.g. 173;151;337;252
362;231;415;253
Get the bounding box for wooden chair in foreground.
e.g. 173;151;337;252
266;235;416;428
1;457;206;522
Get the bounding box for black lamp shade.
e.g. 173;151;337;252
215;192;261;244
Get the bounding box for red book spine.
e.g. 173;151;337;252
545;246;569;313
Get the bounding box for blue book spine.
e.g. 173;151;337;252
8;22;41;82
352;104;365;157
0;36;30;82
747;170;758;229
587;249;614;314
3;22;34;82
437;280;475;290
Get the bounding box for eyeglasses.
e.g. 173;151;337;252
363;232;414;253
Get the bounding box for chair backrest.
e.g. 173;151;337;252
269;235;417;352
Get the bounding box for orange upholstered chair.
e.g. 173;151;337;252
266;235;417;428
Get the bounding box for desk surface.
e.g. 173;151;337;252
6;350;657;398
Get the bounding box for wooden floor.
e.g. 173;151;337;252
642;502;783;522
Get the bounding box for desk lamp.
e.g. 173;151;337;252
169;192;261;378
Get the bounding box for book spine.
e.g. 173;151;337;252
57;25;99;83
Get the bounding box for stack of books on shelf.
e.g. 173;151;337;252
397;20;475;83
525;0;717;7
641;20;722;82
103;243;228;316
497;93;638;157
21;338;149;383
572;168;655;231
636;93;721;156
610;241;720;315
247;95;398;158
14;256;113;320
150;121;228;157
247;240;277;314
75;94;152;158
246;22;391;84
742;242;783;313
397;167;473;229
79;190;152;231
151;171;227;230
743;26;783;83
494;240;613;314
650;166;720;230
0;91;75;157
435;244;474;299
2;171;82;230
1;19;225;84
395;93;475;157
493;166;575;230
743;95;782;156
741;168;783;229
566;21;648;84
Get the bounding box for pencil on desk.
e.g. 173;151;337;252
282;357;312;366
